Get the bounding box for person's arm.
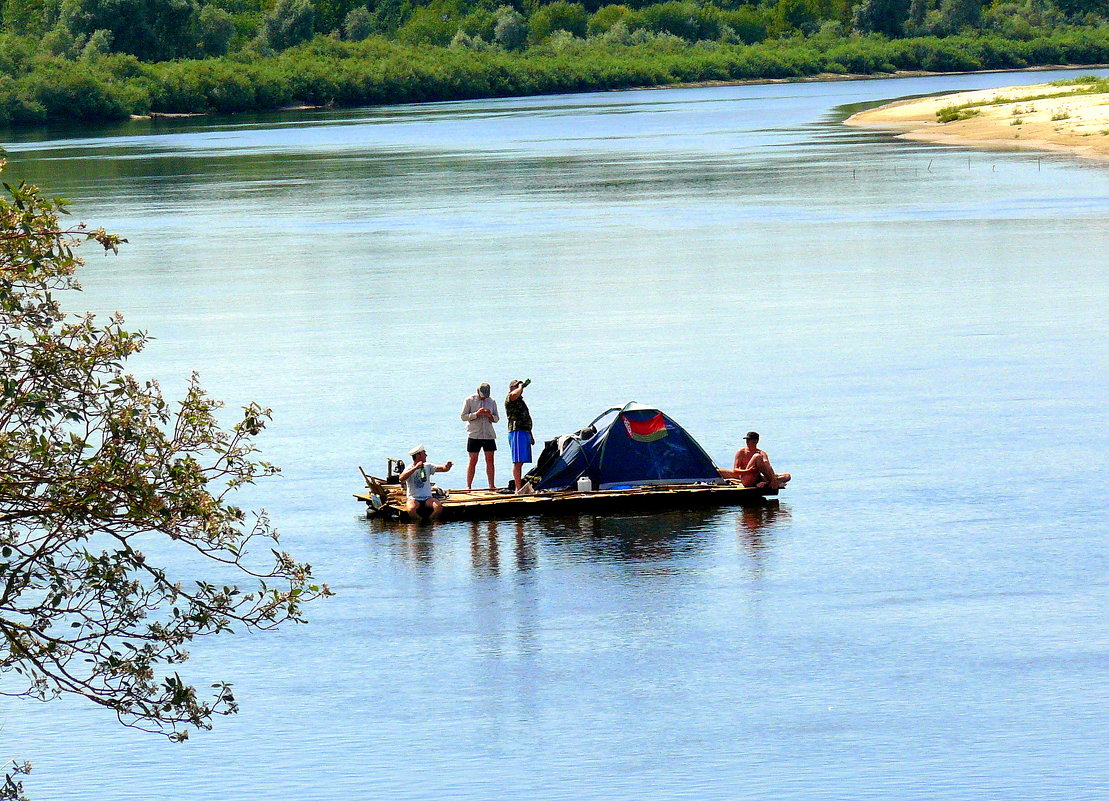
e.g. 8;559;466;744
399;462;420;481
489;400;499;424
461;397;477;421
508;387;523;401
733;450;743;470
436;461;453;473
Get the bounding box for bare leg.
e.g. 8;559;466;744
513;462;524;492
429;498;444;521
466;451;479;490
745;454;791;489
485;450;496;490
406;498;433;523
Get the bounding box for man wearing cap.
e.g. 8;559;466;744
721;431;791;490
460;382;500;491
399;445;453;521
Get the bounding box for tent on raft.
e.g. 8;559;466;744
528;402;723;492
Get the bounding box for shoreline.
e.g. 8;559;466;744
845;78;1109;162
127;63;1109;124
648;62;1109;92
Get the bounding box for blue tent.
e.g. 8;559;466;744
534;403;722;491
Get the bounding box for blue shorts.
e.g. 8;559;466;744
509;430;532;464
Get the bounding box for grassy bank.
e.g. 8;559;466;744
3;27;1109;126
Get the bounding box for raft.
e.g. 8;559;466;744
355;471;779;523
358;401;787;523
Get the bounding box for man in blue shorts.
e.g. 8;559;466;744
505;378;534;493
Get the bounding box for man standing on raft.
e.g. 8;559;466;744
505;378;535;494
721;431;791;489
461;382;500;491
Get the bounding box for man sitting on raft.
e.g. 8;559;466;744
720;431;791;489
400;445;453;521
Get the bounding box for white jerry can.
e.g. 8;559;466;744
576;476;594;492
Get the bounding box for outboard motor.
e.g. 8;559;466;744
385;458;405;485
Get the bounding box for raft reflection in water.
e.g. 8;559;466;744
368;502;790;572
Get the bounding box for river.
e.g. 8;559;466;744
3;68;1108;800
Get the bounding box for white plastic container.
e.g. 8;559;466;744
576;476;593;492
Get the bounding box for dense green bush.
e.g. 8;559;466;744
314;0;368;34
494;6;528;48
343;7;375;40
529;1;589;42
720;7;770;43
772;0;822;34
588;4;633;35
18;57;149;118
0;74;47;124
397;7;458;46
853;0;911;35
53;0;202;61
199;6;237;55
1;0;49;35
634;2;702;39
258;0;317;51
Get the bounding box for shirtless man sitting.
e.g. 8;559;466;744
720;431;791;489
399;445;453;522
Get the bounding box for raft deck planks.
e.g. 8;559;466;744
355;481;778;522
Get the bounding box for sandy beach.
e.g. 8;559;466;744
846;80;1109;161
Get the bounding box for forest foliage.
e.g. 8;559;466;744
0;0;1106;125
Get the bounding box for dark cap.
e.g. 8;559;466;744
745;431;760;441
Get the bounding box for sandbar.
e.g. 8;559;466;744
846;81;1109;162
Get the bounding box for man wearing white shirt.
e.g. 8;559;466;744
399;445;452;521
460;382;499;491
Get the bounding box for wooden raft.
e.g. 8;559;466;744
354;477;778;523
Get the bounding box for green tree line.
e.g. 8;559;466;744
0;0;1106;125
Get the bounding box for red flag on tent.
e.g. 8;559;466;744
623;412;669;442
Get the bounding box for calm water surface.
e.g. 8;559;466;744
3;69;1108;800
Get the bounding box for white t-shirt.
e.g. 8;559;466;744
404;464;439;501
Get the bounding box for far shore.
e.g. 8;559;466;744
655;62;1109;92
128;64;1109;124
846;79;1109;162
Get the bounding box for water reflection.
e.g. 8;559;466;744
469;519;538;576
736;501;791;581
362;519;440;566
368;502;790;572
543;508;722;563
